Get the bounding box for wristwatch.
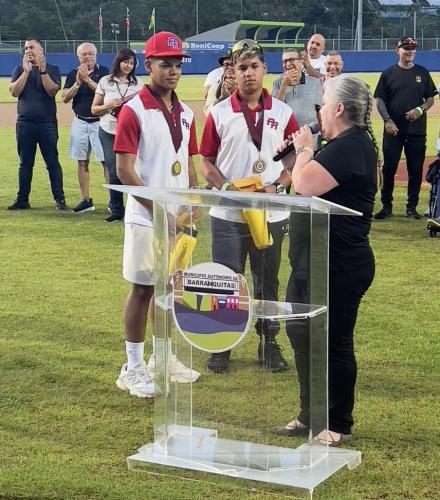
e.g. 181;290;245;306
272;182;286;194
39;71;47;75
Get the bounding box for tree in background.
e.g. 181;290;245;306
0;0;438;43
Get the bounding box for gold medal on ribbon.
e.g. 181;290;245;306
253;158;266;174
172;160;182;176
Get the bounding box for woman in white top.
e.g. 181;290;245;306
92;48;143;222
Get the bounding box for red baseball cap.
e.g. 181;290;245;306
144;31;190;59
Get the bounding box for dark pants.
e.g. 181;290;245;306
286;216;375;434
16;121;64;202
99;127;124;218
381;132;426;210
211;216;287;338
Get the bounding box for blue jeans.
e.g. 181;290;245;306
16;121;64;202
99;127;124;218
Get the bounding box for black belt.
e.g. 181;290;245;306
76;114;100;123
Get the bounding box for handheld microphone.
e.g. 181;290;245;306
272;121;320;162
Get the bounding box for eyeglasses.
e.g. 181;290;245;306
231;39;262;55
222;62;232;69
282;58;301;65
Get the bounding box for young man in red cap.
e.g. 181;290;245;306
199;40;299;374
113;31;200;398
374;36;437;220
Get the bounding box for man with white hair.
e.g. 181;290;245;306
63;43;109;213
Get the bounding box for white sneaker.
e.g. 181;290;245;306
116;362;157;398
147;354;201;384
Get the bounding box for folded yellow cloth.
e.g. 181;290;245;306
242;209;273;250
230;176;272;249
232;174;264;192
169;226;198;273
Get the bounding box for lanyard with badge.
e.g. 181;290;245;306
239;93;266;173
148;85;183;176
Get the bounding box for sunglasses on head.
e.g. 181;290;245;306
231;39;263;55
397;37;417;49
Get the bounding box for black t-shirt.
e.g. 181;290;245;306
11;63;61;122
315;127;377;270
374;64;437;136
64;65;109;117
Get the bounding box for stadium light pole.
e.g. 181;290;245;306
356;0;363;51
413;10;416;39
196;0;199;34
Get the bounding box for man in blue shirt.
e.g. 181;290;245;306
8;37;66;211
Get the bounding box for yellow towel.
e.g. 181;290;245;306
232;174;264;192
169;226;198;274
242;209;273;250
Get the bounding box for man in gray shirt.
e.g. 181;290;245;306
272;49;322;128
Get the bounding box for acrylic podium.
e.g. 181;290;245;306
108;185;362;497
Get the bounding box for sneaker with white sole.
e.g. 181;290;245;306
73;198;95;213
116;362;157;398
147;354;201;384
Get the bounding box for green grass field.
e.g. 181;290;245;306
2;74;440;157
0;85;439;498
1;72;439;103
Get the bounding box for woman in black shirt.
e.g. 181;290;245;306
276;75;378;446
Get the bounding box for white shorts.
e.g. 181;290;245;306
123;223;155;285
69;116;105;162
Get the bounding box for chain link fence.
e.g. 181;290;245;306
1;38;440;53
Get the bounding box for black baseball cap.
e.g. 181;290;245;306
218;49;232;66
396;37;417;50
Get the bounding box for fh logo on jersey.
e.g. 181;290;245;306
266;118;279;130
167;37;180;49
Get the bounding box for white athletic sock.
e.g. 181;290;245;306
126;341;144;371
152;337;171;362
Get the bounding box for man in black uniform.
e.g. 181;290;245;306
374;37;437;220
8;37;66;211
63;43;109;213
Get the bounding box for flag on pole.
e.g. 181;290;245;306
148;7;155;32
125;6;130;45
98;4;103;52
125;6;130;29
98;4;103;31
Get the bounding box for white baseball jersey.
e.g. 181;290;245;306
200;88;299;222
114;85;198;227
